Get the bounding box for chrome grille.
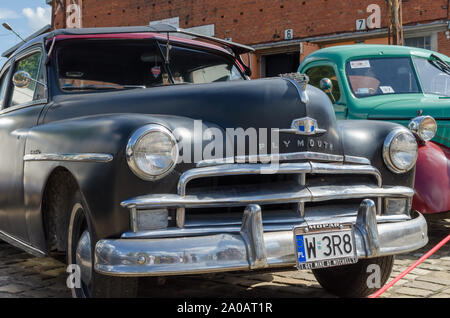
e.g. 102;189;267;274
175;160;383;228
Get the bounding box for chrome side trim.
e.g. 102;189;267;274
197;151;347;167
0;230;46;257
23;153;113;163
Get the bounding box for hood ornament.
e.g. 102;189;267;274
280;73;309;103
276;117;327;136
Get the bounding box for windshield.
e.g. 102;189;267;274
345;57;420;98
413;56;450;97
56;39;244;92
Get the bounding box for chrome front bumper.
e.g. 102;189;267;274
94;200;428;277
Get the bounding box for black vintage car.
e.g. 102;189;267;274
0;24;427;298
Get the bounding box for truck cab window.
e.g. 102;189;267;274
306;65;341;102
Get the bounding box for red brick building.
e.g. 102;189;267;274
49;0;450;78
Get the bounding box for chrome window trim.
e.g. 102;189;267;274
0;99;48;115
4;45;49;110
23;153;113;163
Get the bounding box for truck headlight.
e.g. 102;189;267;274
126;124;178;180
383;129;418;174
408;115;437;142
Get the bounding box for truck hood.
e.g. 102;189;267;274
366;94;450;148
367;94;450;120
45;78;342;157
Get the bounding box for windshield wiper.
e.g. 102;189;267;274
428;54;450;76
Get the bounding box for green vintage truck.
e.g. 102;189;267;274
299;44;450;214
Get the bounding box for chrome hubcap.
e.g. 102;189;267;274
75;230;92;286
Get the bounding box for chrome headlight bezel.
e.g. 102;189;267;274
408;115;437;142
383;129;418;174
126;124;178;181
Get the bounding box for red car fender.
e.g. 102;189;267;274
412;141;450;214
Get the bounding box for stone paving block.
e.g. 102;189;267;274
409;268;431;276
416;275;450;286
422;259;441;265
270;275;317;287
0;292;20;298
395;287;434;297
274;270;317;282
0;284;28;294
404;280;444;292
415;264;444;271
430;293;450;298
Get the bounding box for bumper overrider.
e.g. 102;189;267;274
94;162;428;277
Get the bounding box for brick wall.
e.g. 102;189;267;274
438;31;450;56
51;0;450;46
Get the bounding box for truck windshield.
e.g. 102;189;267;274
345;57;420;98
412;56;450;97
56;39;244;92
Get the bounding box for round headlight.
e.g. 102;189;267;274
126;124;178;180
383;129;418;174
408;115;437;142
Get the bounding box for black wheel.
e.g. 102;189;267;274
67;191;138;298
312;256;394;298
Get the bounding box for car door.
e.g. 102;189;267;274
303;63;348;119
0;47;47;243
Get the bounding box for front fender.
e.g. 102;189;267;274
23;113;211;251
412;141;450;214
337;119;416;187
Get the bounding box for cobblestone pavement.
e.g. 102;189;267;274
0;216;448;298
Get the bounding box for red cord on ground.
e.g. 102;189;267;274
369;234;450;298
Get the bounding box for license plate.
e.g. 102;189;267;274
293;224;358;270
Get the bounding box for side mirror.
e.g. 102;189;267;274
320;77;336;103
13;71;32;88
319;77;333;93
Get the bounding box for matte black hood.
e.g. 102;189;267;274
45;78;342;156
